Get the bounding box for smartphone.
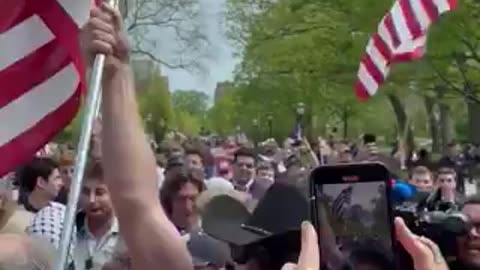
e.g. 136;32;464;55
309;163;397;270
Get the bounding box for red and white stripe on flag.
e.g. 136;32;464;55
355;0;458;100
0;0;92;177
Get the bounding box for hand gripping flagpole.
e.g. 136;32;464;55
55;1;118;269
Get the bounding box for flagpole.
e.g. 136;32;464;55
55;1;118;269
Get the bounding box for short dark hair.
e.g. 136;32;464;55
436;167;456;178
160;166;206;216
84;160;103;181
185;147;204;163
233;147;256;163
412;166;431;175
19;158;59;192
257;161;273;172
363;134;376;144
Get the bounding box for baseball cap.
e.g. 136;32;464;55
187;230;231;268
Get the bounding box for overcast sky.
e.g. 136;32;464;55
159;0;237;98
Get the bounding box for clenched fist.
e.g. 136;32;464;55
80;3;129;74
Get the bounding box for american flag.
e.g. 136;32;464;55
331;185;353;219
355;0;458;100
0;0;93;177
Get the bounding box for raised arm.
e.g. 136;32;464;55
82;4;192;270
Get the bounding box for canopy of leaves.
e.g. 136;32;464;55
207;0;477;145
172;90;209;116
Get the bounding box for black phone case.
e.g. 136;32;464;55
309;162;402;269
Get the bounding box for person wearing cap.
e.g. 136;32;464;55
187;230;231;270
202;183;310;270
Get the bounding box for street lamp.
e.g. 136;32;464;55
296;102;305;117
295;102;305;140
267;114;273;138
252;118;259;145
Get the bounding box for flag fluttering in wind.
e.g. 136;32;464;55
332;185;353;219
0;0;92;176
355;0;458;100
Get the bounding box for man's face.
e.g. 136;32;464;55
233;156;255;184
257;169;274;182
39;168;64;199
80;179;113;219
60;165;74;188
171;182;200;230
186;154;204;171
410;173;433;192
457;204;480;268
436;173;457;190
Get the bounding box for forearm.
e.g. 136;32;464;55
102;65;157;203
101;64;192;270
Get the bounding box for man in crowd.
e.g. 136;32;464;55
186;148;205;172
160;167;206;234
56;150;75;204
232;147;256;193
435;167;462;203
408;166;434;193
74;161;121;270
439;142;466;193
256;162;274;183
19;157;64;213
453;195;480;270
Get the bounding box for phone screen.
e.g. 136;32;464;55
315;180;394;268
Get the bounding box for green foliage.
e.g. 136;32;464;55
171;90;209;116
137;68;175;143
207;0;476;146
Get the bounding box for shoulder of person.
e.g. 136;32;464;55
0;204;34;234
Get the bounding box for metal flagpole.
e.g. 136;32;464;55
55;1;118;269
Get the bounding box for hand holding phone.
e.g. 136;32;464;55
310;163;396;269
395;218;449;270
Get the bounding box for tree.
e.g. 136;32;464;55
120;0;210;71
137;67;175;143
171;90;209;116
215;0;397;140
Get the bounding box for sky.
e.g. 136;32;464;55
159;0;237;98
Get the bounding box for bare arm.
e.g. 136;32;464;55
86;4;192;270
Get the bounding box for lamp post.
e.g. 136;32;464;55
267;114;273;138
252;118;259;146
295;102;305;139
296;102;305;118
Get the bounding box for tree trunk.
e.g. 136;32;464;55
424;96;441;153
387;93;415;154
439;102;453;152
343;107;349;139
464;85;480;144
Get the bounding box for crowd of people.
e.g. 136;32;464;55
0;3;479;270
